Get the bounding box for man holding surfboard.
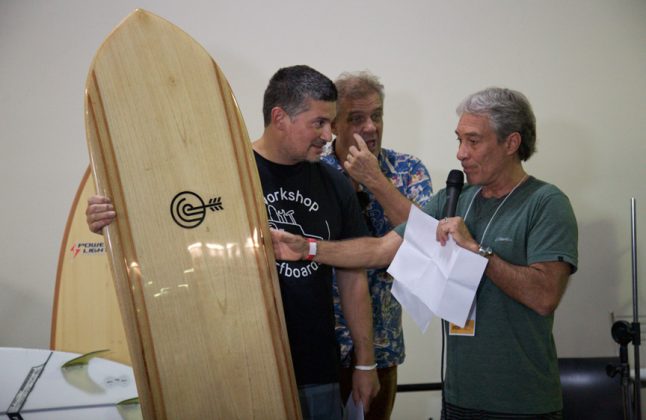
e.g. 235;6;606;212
87;65;379;419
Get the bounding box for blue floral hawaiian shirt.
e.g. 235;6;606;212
322;145;433;368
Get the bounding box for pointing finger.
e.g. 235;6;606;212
353;133;368;150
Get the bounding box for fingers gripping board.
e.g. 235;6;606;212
51;166;130;365
84;9;299;419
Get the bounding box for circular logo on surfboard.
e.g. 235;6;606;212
170;191;223;229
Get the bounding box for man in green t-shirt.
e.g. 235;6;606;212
272;87;578;418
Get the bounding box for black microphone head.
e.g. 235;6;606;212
444;170;464;218
446;169;464;190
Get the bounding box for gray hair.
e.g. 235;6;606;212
456;87;536;161
334;70;385;104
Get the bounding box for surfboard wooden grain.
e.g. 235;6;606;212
50;166;131;365
84;9;300;419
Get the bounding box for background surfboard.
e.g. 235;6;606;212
50;166;131;365
84;9;300;419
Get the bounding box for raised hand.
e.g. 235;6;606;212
343;134;383;189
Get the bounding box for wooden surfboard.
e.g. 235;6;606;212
50;166;130;365
84;9;300;419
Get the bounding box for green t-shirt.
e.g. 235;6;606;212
396;176;578;414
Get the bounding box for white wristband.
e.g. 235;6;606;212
306;238;317;261
354;363;377;371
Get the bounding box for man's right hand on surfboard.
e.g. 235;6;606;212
86;195;116;234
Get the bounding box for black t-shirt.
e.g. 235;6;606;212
255;152;369;386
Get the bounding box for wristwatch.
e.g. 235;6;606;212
478;245;493;258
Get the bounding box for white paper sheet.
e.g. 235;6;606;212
387;205;488;329
343;394;364;420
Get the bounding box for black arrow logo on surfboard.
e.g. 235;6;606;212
170;191;223;229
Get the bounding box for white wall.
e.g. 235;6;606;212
1;1;645;418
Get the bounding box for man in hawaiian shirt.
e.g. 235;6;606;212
322;71;433;419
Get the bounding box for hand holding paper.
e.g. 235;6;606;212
387;206;488;330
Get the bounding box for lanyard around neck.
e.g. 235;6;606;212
462;175;528;246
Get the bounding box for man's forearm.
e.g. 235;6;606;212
314;231;401;269
337;268;374;365
315;237;383;268
270;229;402;269
485;257;571;316
338;267;381;409
364;174;413;226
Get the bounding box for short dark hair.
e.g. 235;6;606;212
262;65;337;127
457;87;537;161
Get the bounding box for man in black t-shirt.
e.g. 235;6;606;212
252;65;379;419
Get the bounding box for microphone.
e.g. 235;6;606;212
444;169;464;217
